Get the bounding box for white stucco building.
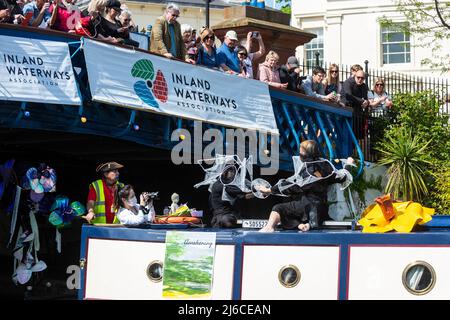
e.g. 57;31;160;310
292;0;450;79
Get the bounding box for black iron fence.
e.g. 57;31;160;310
301;60;450;115
300;59;450;162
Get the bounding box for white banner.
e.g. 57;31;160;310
83;39;278;134
0;35;81;105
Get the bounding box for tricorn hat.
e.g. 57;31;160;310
96;162;124;173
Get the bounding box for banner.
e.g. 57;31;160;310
0;35;81;105
83;39;278;134
162;231;216;299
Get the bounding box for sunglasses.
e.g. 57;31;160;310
204;35;215;41
376;83;384;86
238;52;247;56
331;70;338;73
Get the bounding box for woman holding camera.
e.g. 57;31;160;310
116;184;155;225
240;31;265;79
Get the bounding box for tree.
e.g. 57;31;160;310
379;0;450;73
275;0;291;14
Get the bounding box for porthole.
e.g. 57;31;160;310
402;261;436;295
278;265;301;288
146;260;163;283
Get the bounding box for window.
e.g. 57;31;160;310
381;23;411;64
304;28;324;68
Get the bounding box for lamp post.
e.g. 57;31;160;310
205;0;212;27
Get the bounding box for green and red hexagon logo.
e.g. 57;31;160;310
131;59;168;108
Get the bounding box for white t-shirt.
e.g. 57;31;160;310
242;53;255;79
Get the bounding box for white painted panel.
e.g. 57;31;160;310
84;239;234;300
85;239;165;300
349;246;450;300
241;245;340;300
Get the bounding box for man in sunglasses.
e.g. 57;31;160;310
150;3;192;63
340;69;369;143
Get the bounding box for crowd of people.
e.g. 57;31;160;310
1;0;393;156
0;0;140;44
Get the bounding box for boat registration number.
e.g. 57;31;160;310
242;219;268;229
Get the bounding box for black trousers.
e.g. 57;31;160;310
272;197;326;230
211;213;238;228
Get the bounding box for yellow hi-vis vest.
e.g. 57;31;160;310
89;179;124;224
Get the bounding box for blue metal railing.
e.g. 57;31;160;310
0;24;364;173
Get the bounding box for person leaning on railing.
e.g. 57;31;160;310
150;3;193;64
217;29;240;75
96;0;139;47
323;63;342;96
368;77;393;114
301;66;337;102
22;0;52;28
258;50;288;89
181;23;197;64
47;0;91;33
348;64;363;80
236;45;251;78
117;8;136;33
340;69;369;142
279;56;305;93
0;0;24;24
196;27;220;69
83;0;108;39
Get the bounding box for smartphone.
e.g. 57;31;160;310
252;31;259;38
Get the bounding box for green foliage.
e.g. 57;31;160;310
376;91;450;211
376;128;432;201
392;91;450;163
275;0;291;14
431;163;450;214
349;168;383;205
338;163;383;219
378;0;450;73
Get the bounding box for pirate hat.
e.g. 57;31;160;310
96;162;124;173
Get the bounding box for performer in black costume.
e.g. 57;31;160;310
258;140;354;232
209;165;253;228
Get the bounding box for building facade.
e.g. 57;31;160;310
292;0;450;78
122;0;229;34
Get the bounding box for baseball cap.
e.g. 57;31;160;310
225;30;238;41
287;56;299;68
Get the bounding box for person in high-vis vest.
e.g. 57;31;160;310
85;162;125;224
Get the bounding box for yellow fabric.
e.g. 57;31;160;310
358;201;434;233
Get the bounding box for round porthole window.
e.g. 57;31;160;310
402;261;436;295
146;261;163;283
278;265;301;288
